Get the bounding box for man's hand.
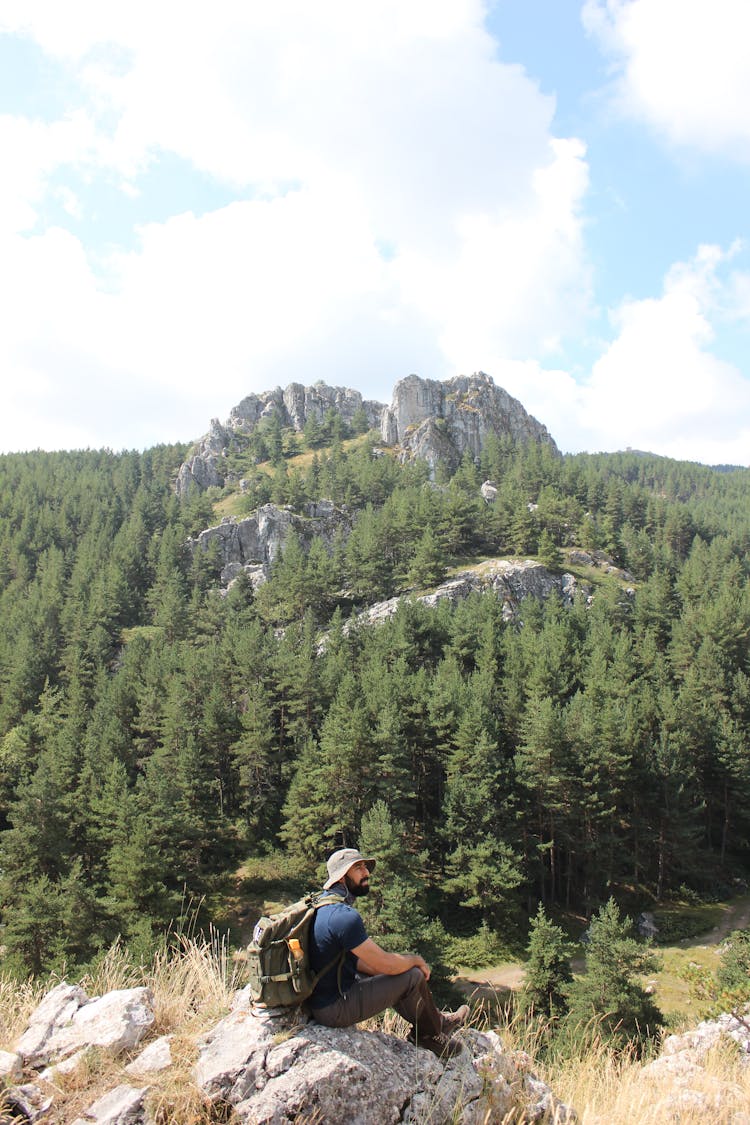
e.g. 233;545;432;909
411;954;431;980
352;938;431;980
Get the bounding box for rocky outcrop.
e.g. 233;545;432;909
188;500;350;587
2;981;155;1123
175;383;384;498
381;373;558;474
174;372;558;497
193;991;575;1124
174;418;233;498
228;382;383;436
640;1011;750;1120
338;560;585;638
3;981;576;1125
567;548;634;584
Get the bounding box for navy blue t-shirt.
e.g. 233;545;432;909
309;890;368;1009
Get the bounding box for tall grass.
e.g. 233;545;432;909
4;941;750;1124
0;974;48;1046
490;1000;750;1125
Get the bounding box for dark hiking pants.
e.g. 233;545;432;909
310;967;443;1038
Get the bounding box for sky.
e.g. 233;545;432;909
1;1;750;465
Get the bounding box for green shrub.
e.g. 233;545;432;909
447;922;511;969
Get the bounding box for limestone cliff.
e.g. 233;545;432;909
174;372;557;497
175;382;383;498
381;372;557;474
188;500;350;588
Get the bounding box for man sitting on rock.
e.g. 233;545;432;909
309;847;468;1058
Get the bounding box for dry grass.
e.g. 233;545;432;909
2;930;242;1124
5;932;750;1125
545;1038;750;1124
489;1006;750;1125
0;973;50;1046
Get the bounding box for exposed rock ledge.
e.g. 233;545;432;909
1;981;576;1124
188;500;350;588
341;560;588;638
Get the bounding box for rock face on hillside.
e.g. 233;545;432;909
227;382;383;436
188;500;350;587
2;981;576;1124
381;372;557;474
175;382;384;497
188;499;588;615
335;560;586;640
174;372;557;497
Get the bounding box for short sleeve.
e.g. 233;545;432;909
330;904;368;950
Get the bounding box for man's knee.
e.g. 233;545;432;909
404;966;426;990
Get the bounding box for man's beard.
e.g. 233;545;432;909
345;876;370;897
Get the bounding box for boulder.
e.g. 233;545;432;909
15;985;154;1070
70;1083;150;1125
124;1036;172;1077
15;982;88;1064
0;1082;52;1122
194;1003;575;1125
42;988;154;1065
0;1048;22;1082
640;1010;750;1120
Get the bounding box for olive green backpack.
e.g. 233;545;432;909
247;890;347;1008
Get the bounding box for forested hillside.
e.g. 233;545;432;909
1;423;750;978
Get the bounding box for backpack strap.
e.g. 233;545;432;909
308;889;350;1000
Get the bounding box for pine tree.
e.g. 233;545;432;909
563;898;662;1051
520;903;573;1021
407;526;446;589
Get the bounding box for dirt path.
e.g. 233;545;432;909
456;894;750;999
456;962;526;1001
683;893;750;947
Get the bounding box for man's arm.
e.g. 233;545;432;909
351;937;431;980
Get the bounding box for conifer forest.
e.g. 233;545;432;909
1;424;750;979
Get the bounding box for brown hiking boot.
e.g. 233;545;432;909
440;1004;469;1035
417;1033;463;1059
407;1029;464;1059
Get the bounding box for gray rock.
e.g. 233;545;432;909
175;382;384;498
340;560;586;637
0;1048;22;1082
174;418;232;498
124;1036;172;1076
641;1009;750;1121
193;1004;278;1102
189;502;350;586
175;372;557;497
381;372;558;474
194;1007;571;1125
70;1083;151;1125
637;911;659;939
15;981;88;1064
0;1082;53;1122
41;988;155;1065
228;383;382;437
39;1047;91;1081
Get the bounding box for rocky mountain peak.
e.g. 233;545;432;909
175;372;557;497
381;371;557;473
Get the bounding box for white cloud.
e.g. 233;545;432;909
0;2;597;453
583;0;750;159
525;243;750;463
